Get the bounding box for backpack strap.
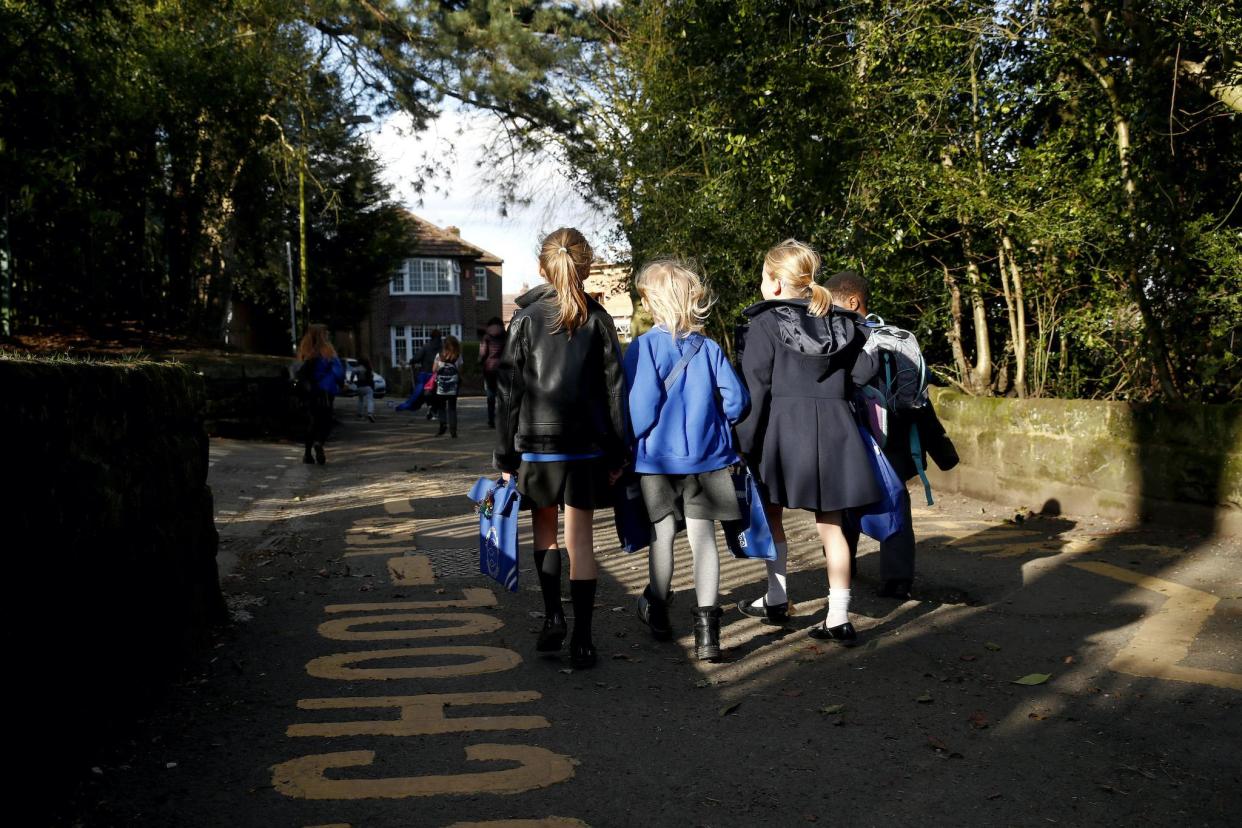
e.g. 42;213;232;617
910;425;934;506
663;335;705;392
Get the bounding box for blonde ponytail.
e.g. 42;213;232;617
763;238;833;317
538;227;593;334
807;283;834;317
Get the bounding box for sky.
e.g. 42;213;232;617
366;107;623;294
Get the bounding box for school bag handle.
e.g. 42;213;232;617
663;334;705;392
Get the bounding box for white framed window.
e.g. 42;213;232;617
473;266;489;300
390;324;463;366
389;258;459;295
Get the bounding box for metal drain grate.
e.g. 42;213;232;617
421;547;482;578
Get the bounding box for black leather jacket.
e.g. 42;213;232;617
493;284;629;472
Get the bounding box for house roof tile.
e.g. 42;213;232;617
402;211;503;265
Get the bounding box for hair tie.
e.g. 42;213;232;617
557;246;568;254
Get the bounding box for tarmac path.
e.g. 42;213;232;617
68;398;1241;827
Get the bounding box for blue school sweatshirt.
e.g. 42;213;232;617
623;327;750;474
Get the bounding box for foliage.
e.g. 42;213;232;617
574;0;1242;401
0;0;590;347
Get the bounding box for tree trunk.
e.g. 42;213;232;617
941;261;972;388
1078;2;1182;400
961;230;993;394
1000;232;1027;397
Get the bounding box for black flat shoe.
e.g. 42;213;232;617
535;613;567;652
569;640;597;669
637;586;673;641
878;579;912;600
808;621;858;646
313;444;326;465
303;449;314;464
736;597;789;624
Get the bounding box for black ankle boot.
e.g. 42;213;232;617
693;606;723;661
536;612;567;652
569;579;597;668
303;447;314;464
637;585;673;641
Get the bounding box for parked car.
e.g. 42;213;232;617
342;358;386;398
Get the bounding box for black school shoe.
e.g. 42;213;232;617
878;579;913;600
693;606;723;661
535;612;567;652
313;443;326;465
808;620;858;646
736;596;789;624
569;639;597;668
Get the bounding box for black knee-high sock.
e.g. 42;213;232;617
569;579;597;644
533;549;563;619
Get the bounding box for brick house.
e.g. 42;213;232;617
359;213;503;375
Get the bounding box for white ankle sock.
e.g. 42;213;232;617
751;542;789;608
825;588;851;627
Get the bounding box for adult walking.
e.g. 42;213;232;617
354;357;376;423
479;316;507;428
295;324;345;465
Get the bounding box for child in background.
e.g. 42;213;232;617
354;357;376;423
433;335;463;438
624;260;749;660
493;227;628;668
735;240;881;644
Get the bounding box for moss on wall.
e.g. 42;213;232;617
928;389;1242;534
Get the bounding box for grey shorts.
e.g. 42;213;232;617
639;468;741;523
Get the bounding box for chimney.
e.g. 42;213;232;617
446;226;460;236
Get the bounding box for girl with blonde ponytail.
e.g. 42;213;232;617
734;239;882;645
493;227;629;669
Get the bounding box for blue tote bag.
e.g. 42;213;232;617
852;425;908;542
722;465;777;560
467;476;522;592
613;473;652;553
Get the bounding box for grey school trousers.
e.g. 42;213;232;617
845;481;916;583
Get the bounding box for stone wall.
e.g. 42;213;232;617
927;389;1242;535
175;351;303;438
0;355;224;769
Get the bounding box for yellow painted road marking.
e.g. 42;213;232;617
347;534;417;547
446;820;590;828
324;589;497;614
1072;562;1242;691
384;499;414;515
317;613;502;641
306;647;522;680
272;744;575;799
288;691;548;738
387;555;435;585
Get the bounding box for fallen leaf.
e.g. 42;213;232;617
915;692;934;704
1012;673;1052;686
611;653;632;661
927;736;948;752
781;689;804;698
559;668;573;675
984;642;1002;652
819;703;846;715
719;702;741;717
968;711;990;729
987;793;1002;800
960;654;978;662
1028;711;1048;720
1063;655;1075;665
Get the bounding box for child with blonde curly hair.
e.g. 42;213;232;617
624;258;749;660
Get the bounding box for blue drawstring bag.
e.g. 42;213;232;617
613;474;652;553
467;476;522;592
852;425;908;542
722;465;778;560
